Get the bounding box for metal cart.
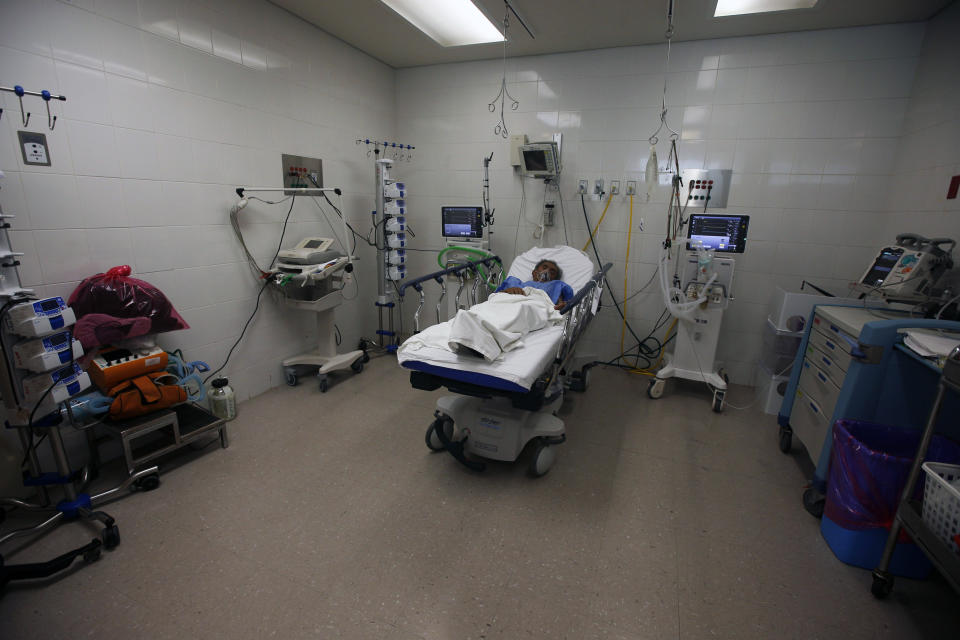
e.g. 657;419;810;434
871;345;960;598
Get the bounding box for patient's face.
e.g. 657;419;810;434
532;261;560;282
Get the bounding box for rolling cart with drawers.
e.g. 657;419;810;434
777;305;960;517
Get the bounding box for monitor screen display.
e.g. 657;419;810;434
304;239;325;249
686;214;750;253
861;247;904;287
522;149;548;172
441;206;483;238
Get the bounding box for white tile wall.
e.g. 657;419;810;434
0;0;395;405
886;2;960;243
396;22;927;385
0;0;950;405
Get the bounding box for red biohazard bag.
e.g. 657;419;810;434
68;266;189;349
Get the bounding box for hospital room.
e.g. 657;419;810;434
2;0;960;636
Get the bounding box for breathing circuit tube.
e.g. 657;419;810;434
658;244;716;321
437;245;501;290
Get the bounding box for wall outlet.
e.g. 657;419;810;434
626;181;637;196
593;179;604;196
577;179;588;195
609;180;620;195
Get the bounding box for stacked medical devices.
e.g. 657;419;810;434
0;172;158;589
373;156;407;351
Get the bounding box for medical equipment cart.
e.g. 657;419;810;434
777;305;960;517
870;345;960;598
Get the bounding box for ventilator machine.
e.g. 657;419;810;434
648;214;750;412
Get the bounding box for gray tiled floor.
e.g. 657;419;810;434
2;358;958;638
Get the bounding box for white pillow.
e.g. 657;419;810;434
507;245;596;292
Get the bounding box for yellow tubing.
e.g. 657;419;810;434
620;194;634;354
582;191;614;253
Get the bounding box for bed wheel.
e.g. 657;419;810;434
528;439;556;477
647;379;665;399
712;389;725;413
425;417;453;452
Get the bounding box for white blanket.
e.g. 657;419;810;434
402;288;563;362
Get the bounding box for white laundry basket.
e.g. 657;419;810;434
921;461;960;557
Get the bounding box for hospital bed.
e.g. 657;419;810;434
397;246;611;476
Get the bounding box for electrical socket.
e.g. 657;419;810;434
594;179;604;196
577;179;588;195
626;181;637;196
609;180;620;195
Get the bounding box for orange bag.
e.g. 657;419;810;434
108;372;187;420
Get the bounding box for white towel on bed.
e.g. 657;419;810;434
400;288;563;363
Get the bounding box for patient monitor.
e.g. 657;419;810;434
442;206;484;247
519;142;560;179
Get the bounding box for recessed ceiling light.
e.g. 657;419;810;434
380;0;505;47
715;0;819;17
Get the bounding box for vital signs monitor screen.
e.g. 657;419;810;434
441;206;483;239
686;214;750;253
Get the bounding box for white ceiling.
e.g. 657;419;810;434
271;0;953;68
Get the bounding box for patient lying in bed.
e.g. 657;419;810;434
446;260;575;361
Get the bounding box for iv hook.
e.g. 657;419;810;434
41;90;57;130
14;86;30;127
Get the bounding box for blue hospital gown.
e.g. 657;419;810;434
494;276;574;305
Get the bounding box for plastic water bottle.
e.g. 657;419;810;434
209;378;236;421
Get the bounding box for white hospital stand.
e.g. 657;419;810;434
278;264;365;392
648;254;734;412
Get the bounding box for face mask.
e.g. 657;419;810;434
535;270;550;282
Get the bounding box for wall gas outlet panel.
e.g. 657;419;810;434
680;169;732;208
18;131;51;166
282;154;322;195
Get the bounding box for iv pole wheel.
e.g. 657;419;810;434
802;487;825;518
350;359;364;374
134;473;160;491
318;376;329;393
871;570;894;599
102;524;121;550
648;379;665;399
83;541;102;563
778;426;793;453
284;368;298;387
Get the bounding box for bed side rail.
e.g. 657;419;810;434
398;255;503;332
559;263;612;315
553;262;612;375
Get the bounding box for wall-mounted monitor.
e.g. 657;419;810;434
519;142;560;179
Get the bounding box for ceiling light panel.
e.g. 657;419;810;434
380;0;505;47
715;0;818;17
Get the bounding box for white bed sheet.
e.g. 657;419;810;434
398;320;564;391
